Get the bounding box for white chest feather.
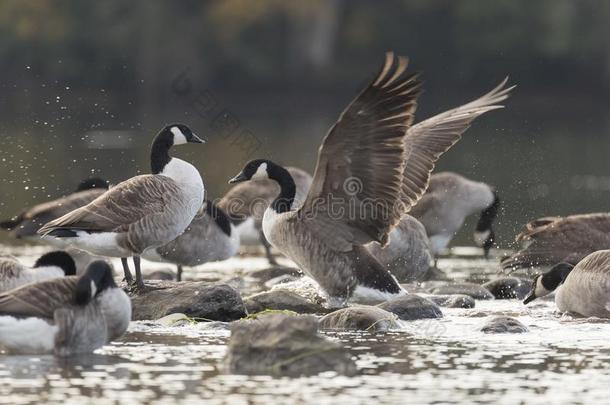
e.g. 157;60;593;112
161;158;204;193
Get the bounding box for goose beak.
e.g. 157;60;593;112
229;172;248;184
189;134;206;144
523;290;536;305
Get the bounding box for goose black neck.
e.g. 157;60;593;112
268;163;296;214
476;190;500;232
205;200;232;236
150;133;173;174
543;262;574;291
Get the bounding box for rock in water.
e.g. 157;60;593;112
482;277;531;299
378;295;443;320
426;294;476;308
319;306;399;331
224;314;357;377
130;281;246;321
479;316;529;334
248;267;302;283
244;289;328;314
429;283;494;300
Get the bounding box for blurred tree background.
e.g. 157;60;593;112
0;0;609;246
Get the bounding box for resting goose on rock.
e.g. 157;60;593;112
38;124;205;290
502;213;610;271
229;53;513;306
0;250;76;292
0;178;109;241
410;172;500;257
523;250;610;318
142;200;240;281
218;166;312;265
0;260;131;355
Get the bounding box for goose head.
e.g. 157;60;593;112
474;189;500;258
229;159;273;183
34;250;76;276
523;262;575;304
151;124;205;174
76;177;109;192
74;260;117;306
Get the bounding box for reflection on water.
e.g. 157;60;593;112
1;248;610;404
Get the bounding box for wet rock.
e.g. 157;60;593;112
378;294;443;320
148;270;175;281
130;281;246;321
155;313;191;327
319;306;399;331
479;316;529;334
248;267;302;283
244;289;328;314
264;274;300;290
419;266;451;281
428;283;494;300
483;277;531;300
225;314;357;377
426;294;476;309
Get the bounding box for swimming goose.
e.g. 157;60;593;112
0;260;131;355
0;250;76;292
523;250;610;318
502;213;610;271
218;166;313;264
0;178;109;241
366;215;432;282
142;200;240;281
37;124;205;290
229;53;511;306
410;172;500;257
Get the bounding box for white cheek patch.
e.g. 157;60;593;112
90;280;97;298
534;277;551;297
474;230;491;247
251;163;268;180
171;126;187;145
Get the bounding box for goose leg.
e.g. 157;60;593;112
260;230;278;266
176;265;183;282
121;258;134;284
133;255;145;290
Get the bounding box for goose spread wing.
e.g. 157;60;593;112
38;175;183;235
299;52;421;250
0;277;78;319
400;78;514;212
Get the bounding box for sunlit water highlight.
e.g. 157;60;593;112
1;245;609;404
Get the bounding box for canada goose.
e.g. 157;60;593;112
0;178;109;241
523;250;610;318
0;250;76;292
37;124;205;290
366;215;432;282
410;172;500;257
502;213;610;271
228;53;513;306
142;200;240;281
218;166;312;264
0;260;131;355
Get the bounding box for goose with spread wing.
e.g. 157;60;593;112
38;124;205;290
229;54;513;306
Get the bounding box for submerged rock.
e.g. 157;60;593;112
427;294;476;309
428;283;494;300
483;277;531;300
130;281;246;321
225;314;357;377
244;289;327;314
479;316;529;334
148;270;175;281
319;306;399;331
248;267;302;283
378;294;443;320
418;266;451;281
